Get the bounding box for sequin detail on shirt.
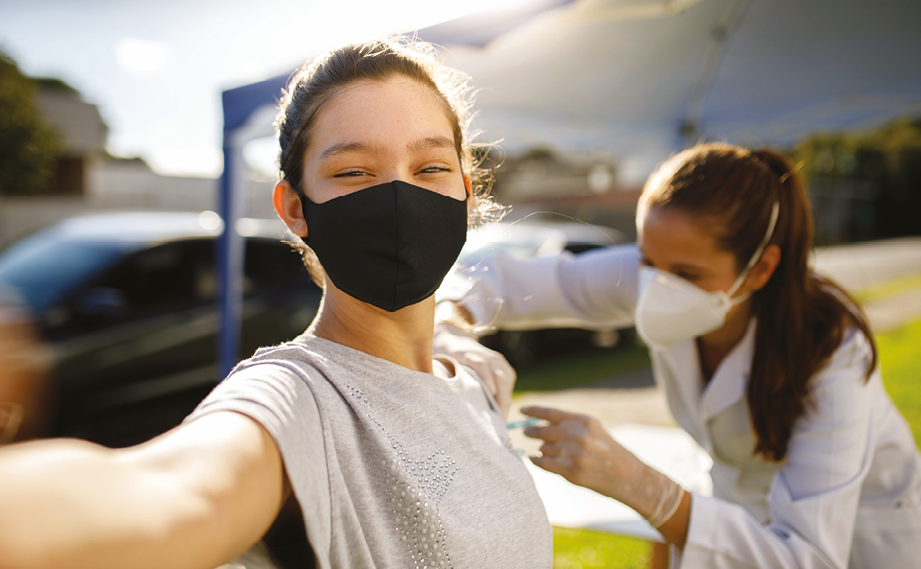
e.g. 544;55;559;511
346;383;459;568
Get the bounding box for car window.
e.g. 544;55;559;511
244;239;312;295
0;238;133;312
101;241;213;315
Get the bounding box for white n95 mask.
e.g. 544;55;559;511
635;201;779;347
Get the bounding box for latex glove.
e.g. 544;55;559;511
433;327;516;421
521;405;684;528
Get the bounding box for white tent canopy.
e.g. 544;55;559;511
217;0;921;371
423;0;921;182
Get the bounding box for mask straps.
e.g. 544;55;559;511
726;200;780;299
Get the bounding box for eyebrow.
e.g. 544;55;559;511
411;136;455;152
638;249;708;272
319;136;456;161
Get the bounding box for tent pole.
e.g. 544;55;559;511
217;134;244;380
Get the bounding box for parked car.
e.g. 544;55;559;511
457;219;633;367
459;218;626;261
0;212;321;448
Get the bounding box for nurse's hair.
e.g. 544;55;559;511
275;37;505;283
639;142;877;462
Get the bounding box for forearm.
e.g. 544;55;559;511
591;449;687;545
521;406;688;547
655;489;691;549
0;413;283;569
0;438;205;568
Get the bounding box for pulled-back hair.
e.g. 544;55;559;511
275;37;504;283
638;142;878;462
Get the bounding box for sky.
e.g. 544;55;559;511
4;0;920;184
0;0;522;178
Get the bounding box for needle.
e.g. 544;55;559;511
506;417;546;430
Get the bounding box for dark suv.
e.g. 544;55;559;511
0;212;321;448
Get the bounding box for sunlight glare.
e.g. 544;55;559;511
115;37;169;75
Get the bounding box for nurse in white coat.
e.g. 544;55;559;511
438;142;921;568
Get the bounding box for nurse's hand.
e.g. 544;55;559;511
521;406;684;529
433;328;516;421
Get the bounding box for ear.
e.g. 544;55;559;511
463;174;471;202
273;180;308;238
748;244;781;291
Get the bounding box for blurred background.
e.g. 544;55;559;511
2;0;920;247
2;1;920;567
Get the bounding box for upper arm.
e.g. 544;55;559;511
556;244;639;328
121;411;288;568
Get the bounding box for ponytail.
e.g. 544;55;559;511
641;143;878;462
747;149;877;461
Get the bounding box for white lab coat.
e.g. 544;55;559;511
440;245;921;568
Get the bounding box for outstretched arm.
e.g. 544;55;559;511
438;245;640;333
434;245;640;417
0;411;287;569
0;298;51;443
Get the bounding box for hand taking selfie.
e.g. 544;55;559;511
0;297;50;444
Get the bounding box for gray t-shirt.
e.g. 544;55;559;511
189;334;552;569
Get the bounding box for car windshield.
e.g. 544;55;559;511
0;238;134;312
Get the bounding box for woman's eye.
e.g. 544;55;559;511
419;166;451;174
677;272;701;282
334;170;367;178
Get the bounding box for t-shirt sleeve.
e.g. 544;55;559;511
185;361;332;559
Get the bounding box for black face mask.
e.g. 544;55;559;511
300;180;468;312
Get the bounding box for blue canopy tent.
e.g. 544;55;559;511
217;74;291;377
217;0;921;376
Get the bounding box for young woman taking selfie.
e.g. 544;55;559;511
0;37;551;569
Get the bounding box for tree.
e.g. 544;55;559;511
790;117;921;241
0;51;62;196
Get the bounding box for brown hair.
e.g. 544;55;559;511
638;142;878;462
275;37;505;283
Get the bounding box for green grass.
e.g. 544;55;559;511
851;272;921;305
547;317;921;568
878;317;921;445
552;527;651;569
